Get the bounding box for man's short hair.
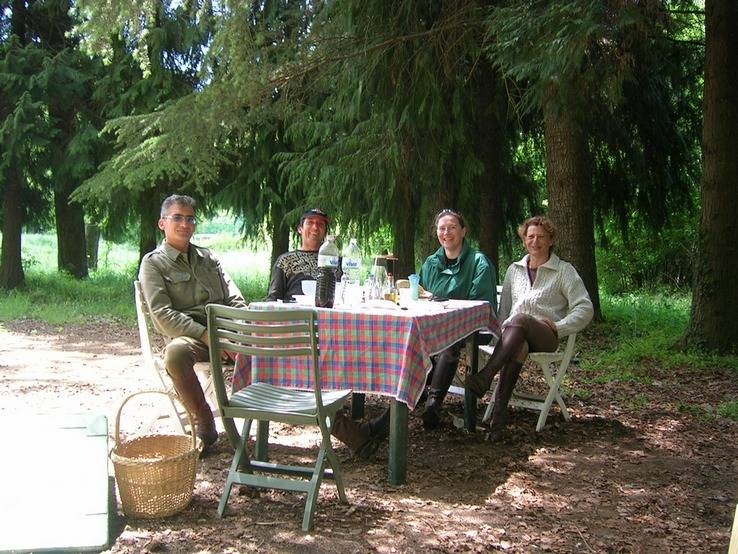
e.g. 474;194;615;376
161;194;196;217
299;208;329;227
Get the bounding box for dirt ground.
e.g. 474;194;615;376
1;318;737;553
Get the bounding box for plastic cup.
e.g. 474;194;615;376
408;274;420;301
301;280;317;297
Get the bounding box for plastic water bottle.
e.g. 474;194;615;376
341;238;362;305
316;235;339;308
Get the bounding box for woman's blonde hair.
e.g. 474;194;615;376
517;216;556;243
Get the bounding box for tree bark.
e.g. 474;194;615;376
138;190;162;263
0;0;28;289
544;105;601;320
393;134;418;280
0;173;25;289
55;185;88;278
683;0;738;353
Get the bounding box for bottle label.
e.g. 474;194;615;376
318;255;339;268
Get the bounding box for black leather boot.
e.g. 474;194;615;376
421;388;446;429
487;361;523;442
368;408;391;441
421;346;461;429
168;368;218;456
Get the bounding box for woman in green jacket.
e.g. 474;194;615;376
418;209;497;428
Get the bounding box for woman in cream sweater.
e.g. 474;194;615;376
465;216;593;441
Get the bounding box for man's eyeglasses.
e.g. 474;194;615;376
163;214;198;225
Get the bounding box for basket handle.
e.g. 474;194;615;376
114;389;198;450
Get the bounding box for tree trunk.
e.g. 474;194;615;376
683;0;738;353
544;105;601;320
85;223;100;271
138;190;162;263
393;135;418;280
475;72;509;279
55;185;89;278
269;201;290;270
0;173;25;289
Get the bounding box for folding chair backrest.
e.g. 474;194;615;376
205;304;351;531
206;305;322;411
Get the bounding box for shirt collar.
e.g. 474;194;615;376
161;240;191;261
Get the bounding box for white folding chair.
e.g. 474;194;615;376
133;280;218;434
729;502;738;554
479;332;578;432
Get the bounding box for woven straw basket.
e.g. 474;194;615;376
111;390;202;518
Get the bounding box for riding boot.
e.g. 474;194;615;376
487;360;523;442
331;408;376;458
168;368;218;456
464;361;501;398
368;407;391;441
421;350;458;429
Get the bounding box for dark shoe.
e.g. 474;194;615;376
465;370;493;398
421;389;444;429
485;422;505;443
421;402;442;429
332;410;377;459
198;427;219;458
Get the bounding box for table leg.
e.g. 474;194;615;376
388;399;408;485
350;392;365;419
254;420;269;461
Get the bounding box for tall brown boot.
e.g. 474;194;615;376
168;368;218;456
487;360;523;443
464;362;501;398
331;409;377;459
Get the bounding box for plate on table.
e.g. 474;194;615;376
292;294;315;306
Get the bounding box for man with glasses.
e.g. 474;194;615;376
139;194;246;456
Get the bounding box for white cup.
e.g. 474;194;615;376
301;280;317;297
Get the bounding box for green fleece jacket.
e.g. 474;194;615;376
418;241;497;310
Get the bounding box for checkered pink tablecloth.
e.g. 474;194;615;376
232;300;498;409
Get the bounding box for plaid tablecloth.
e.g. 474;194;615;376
232;299;498;409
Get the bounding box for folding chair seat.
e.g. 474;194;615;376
479;332;578;432
206;304;352;532
133;280;217;434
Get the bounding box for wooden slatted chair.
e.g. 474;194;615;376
205;304;352;531
133;280;217;434
479;332;578;432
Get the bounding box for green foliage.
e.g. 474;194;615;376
717;402;738;422
580;293;738;386
596;209;698;294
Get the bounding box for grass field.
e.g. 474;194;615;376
1;233;272;323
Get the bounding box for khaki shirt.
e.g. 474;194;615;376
139;241;246;340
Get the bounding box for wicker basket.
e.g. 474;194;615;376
111;390;202;518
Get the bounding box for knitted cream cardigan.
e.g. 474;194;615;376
498;253;594;338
